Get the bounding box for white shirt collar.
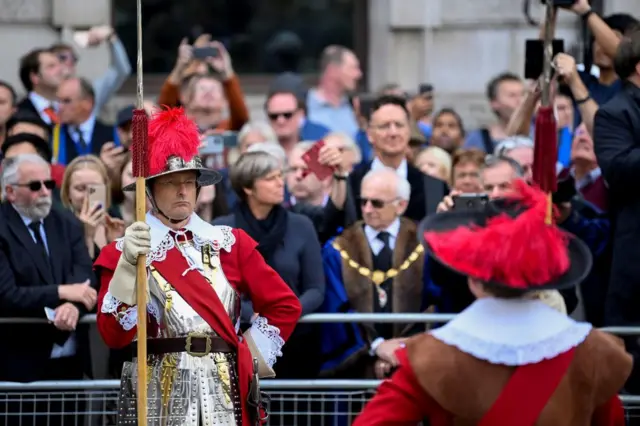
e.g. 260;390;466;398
28;92;57;123
146;211;233;253
431;297;592;366
363;217;401;254
72;115;96;138
371;157;408;180
289;194;329;207
364;217;400;243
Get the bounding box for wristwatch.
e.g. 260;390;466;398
581;9;593;21
333;172;349;181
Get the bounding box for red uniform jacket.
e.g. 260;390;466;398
94;228;302;425
354;330;632;425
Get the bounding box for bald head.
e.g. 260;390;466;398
362;167;411;201
360;167;410;230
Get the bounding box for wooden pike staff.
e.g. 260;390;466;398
131;0;149;424
532;0;559;224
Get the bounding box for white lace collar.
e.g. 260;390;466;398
117;213;236;266
146;212;233;252
430;297;592;366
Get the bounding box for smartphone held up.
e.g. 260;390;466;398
301;140;335;180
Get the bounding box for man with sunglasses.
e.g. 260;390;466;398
0;153;97;419
320;167;430;383
264;90;330;156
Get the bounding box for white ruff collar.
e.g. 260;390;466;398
431;298;592;366
116;212;235;266
146;212;234;251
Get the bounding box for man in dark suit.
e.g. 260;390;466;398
349;95;448;222
54;76;121;167
0;153;97;424
15;48;64;128
593;30;640;393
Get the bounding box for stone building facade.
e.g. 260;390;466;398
0;0;639;128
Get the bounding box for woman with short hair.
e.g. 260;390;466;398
213;150;325;379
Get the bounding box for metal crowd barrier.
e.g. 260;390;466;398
2;313;640;425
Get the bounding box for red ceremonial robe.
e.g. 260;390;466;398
94;228;302;426
354;329;632;426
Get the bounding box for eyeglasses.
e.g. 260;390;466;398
267;111;295;121
58;52;78;63
15;180;56;192
359;197;397;209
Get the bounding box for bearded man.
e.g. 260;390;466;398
0;153;97;425
95;108;302;425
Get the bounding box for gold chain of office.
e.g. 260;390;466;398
331;241;425;286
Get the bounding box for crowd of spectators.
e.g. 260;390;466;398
2;1;640;423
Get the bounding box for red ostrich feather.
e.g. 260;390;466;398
147;107;201;176
424;180;570;289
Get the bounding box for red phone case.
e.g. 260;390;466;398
302;140;335;180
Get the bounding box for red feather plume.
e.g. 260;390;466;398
147;107;201;176
424;180;570;289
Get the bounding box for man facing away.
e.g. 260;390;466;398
354;180;631;425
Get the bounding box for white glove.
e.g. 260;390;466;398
109;222;151;306
122;221;151;265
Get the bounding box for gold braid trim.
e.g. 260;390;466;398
332;241;424;286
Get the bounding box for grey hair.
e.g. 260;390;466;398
247;142;287;165
230;151;282;202
362;167;411;201
493;136;534;157
238;121;278;147
1;154;49;200
482;154;525;177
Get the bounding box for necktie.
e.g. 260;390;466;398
376;231;393;271
43;105;59;124
28;221;48;257
74;127;88;151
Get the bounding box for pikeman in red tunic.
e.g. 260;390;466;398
354;180;632;426
94;108;301;425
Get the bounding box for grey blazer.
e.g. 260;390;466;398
212;211;326;321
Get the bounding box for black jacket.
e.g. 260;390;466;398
593;81;640;392
0;203;96;381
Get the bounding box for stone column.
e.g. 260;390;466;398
0;0;58;93
368;0;580;128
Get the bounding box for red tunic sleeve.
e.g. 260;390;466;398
353;349;452;426
592;395;626;426
94;241;160;349
230;228;302;341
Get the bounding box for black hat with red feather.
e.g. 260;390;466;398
122;107;222;192
418;180;592;293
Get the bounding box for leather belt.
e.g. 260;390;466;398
132;332;233;357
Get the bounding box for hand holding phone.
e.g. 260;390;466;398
193;46;219;59
88;184;107;209
302;140;335;180
451;193;489;211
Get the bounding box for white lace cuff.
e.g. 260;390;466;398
247;316;285;367
101;291;161;331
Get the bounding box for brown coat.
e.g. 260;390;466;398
320;218;426;378
337;218;425;337
406;330;633;425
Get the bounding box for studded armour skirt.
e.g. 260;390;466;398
117;352;242;426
